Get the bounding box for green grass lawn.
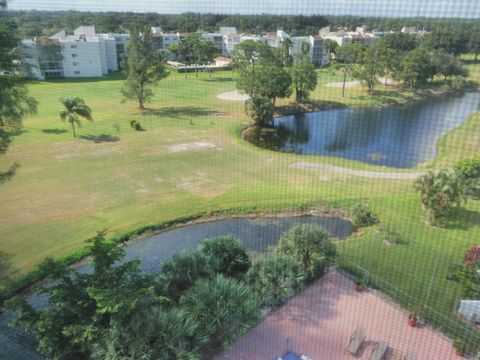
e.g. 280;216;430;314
1;65;480;343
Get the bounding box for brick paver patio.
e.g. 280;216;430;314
218;269;472;360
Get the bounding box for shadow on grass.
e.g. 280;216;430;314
0;128;26;155
142;107;219;119
276;100;347;116
0;251;15;286
80;134;120;143
199;77;233;82
41;128;68;135
444;207;480;230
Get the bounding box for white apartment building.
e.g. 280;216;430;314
21;26;129;79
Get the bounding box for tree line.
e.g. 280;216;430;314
3;9;480;38
10;224;336;359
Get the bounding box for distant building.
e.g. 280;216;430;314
20;25;129;79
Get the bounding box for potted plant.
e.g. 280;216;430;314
407;313;417;327
453;339;466;357
354;279;364;292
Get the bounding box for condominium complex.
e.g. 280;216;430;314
20;24;426;79
20;26;130;79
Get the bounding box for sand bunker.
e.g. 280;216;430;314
326;80;360;88
166;142;217;153
217;90;250;101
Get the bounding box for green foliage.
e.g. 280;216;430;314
352;42;389;92
382;33;418;53
453;339;466;352
278;224;336;281
129;120;144;131
180;274;258;351
92;307;202;360
350;203;379;227
59;96;93;138
430;50;468;81
455;157;480;197
399;48;434;89
290;58;317;103
448;263;480;299
199;235;251;279
158;251;213;301
245;96;275;127
246;253;304;307
376;223;406;245
9;232;156;360
121;25;169;109
423;29;469;56
414;170;467;226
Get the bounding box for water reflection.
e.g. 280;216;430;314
244;92;480;168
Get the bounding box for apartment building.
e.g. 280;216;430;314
20;26;129;79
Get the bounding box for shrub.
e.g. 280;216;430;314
414;170;466;226
350;203;379;227
158;251;213;301
455;157;480;197
245;96;275;127
199;235;251;279
180;274;258;351
278;224;336;281
246;254;304;307
376;223;406;245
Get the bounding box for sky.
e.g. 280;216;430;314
6;0;480;18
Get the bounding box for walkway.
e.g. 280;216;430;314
218;269;468;360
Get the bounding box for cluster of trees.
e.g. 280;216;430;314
335;32;469;94
10;224;336;359
169;34;217;78
448;246;480;302
233;40;317;127
414;157;480;226
4;10;480;40
0;2;37;183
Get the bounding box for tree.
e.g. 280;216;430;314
92;308;202;360
414;170;467;226
278;224;336;281
290;57;317;103
454;156;480;197
323;38;339;61
423;29;469;56
121;25;169;109
246;254;304;307
10;233;156;360
336;43;365;96
430;50;468;81
399;48;434;90
198;235;251;279
59;96;93;138
158;251;213;301
469;30;480;61
245;96;275;127
352;41;388;92
198;38;217;77
180;275;258;351
281;37;293;67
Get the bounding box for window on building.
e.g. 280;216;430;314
72;54;78;58
73;62;79;66
71;45;77;49
73;70;81;75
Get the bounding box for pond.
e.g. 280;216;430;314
0;215;352;360
244;92;480;168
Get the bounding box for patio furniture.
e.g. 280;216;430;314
369;341;388;360
390;349;404;360
346;327;366;355
405;351;417;360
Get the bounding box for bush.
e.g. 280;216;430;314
455;157;480;197
158;251;213;301
199;235;251;279
351;203;379;227
246;254;304;307
245;96;275;127
414;170;466;226
180;274;258;351
278;224;336;281
376;223;406;245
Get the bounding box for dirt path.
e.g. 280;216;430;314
325;80;360;88
290;161;424;180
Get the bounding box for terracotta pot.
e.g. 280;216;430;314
355;284;363;292
407;318;417;327
454;349;464;357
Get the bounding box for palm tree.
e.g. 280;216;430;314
59;96;93;138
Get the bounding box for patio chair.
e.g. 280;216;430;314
405;351;417;360
346;327;366;355
369;341;388;360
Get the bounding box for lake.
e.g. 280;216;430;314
0;215;352;360
244;92;480;168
